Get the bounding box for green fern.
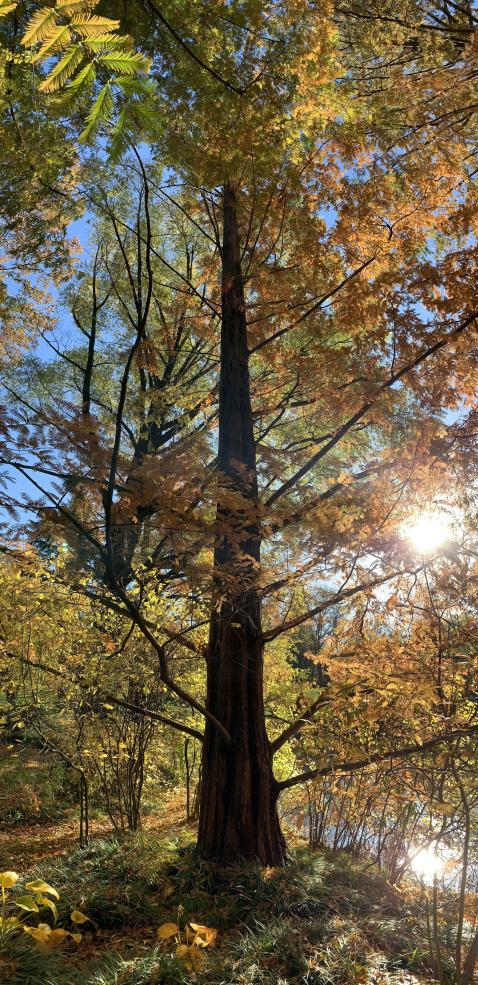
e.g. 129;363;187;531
109;106;133;161
33;24;72;63
98;51;152;75
55;60;97;104
22;6;58;46
131;103;162;129
108;100;161;160
82;34;134;52
39;45;84;93
20;0;155;152
79;82;113;142
132;102;160;120
115;76;157;96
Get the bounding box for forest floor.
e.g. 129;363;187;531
0;812;443;985
0;798;188;870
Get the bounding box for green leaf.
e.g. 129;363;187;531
108;106;132;161
32;24;72;63
58;60;96;104
115;76;156;96
79;83;113;142
83;33;133;51
14;895;39;913
98;51;151;75
39;44;84;92
131;103;162;131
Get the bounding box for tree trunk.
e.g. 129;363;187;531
461;929;478;985
197;181;287;865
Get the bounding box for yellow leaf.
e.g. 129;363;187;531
187;945;206;971
176;943;206;971
157;922;179;939
189;922;217;947
22;6;56;47
0;871;19;888
32;23;71;63
161;880;175;900
24;922;51;943
47;928;69;947
40;896;58;921
386;593;399;611
434;802;455;816
26;880;59;900
70;909;89;924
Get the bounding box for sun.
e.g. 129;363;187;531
410;844;445;882
404;512;453;554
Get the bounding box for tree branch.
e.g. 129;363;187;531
278;724;478;791
263;565;424;642
3;650;204;743
271;683;367;754
143;0;247;95
267;309;478;505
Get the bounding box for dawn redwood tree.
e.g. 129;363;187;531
157;1;478;861
197;180;287;863
13;153;477;866
3;0;478;865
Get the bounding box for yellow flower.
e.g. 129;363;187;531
0;871;19;889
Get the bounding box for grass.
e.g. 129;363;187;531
0;830;449;985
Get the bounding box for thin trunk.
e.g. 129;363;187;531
79;774;89;847
432;876;446;985
185;738;192;820
197;181;286;865
462;929;478;985
454;765;471;981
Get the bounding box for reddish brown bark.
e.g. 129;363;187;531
197;181;287;865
